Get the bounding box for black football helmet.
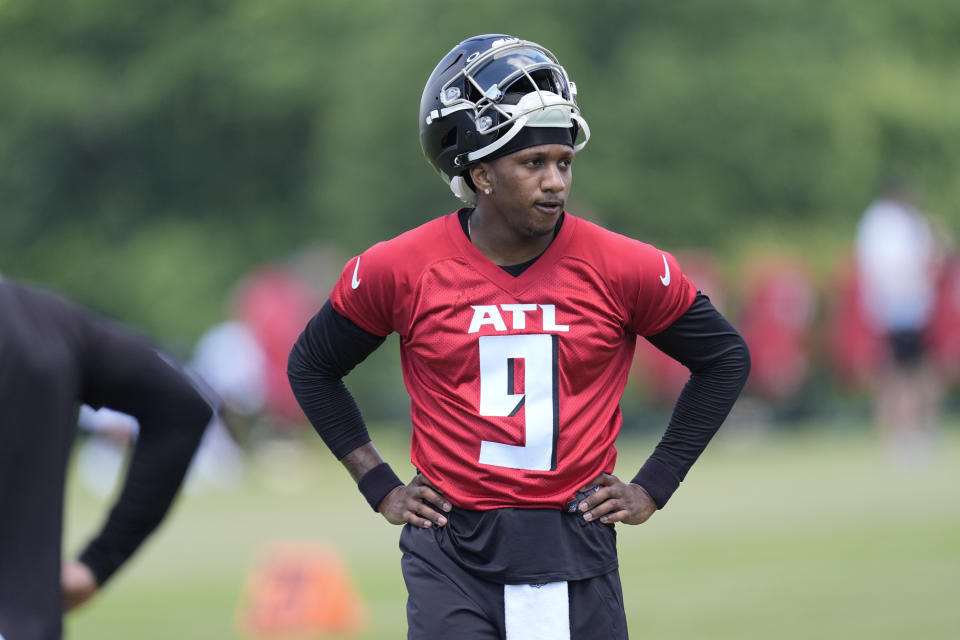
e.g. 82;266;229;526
419;34;590;203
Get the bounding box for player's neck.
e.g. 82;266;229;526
468;207;558;267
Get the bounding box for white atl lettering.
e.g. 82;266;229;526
468;304;570;334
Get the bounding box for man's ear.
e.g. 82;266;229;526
469;163;492;193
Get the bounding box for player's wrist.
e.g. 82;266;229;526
631;457;679;510
358;462;404;512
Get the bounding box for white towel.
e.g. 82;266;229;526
504;581;570;640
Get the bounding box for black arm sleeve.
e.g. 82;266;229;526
631;292;750;508
287;300;386;459
77;322;213;586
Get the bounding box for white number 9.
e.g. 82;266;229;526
477;334;559;471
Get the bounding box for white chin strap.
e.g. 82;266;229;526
446;91;591;204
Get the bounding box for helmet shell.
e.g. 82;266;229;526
419;34;588;200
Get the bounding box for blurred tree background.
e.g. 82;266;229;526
1;0;958;400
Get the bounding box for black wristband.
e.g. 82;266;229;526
358;462;404;512
630;457;681;510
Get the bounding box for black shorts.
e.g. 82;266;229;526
888;329;926;368
400;524;628;640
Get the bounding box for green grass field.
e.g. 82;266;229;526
64;419;960;639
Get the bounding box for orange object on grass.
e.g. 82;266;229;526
237;540;366;638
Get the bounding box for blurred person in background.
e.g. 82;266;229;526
185;319;265;491
289;34;749;639
736;254;817;414
0;277;212;640
233;265;318;435
854;177;943;466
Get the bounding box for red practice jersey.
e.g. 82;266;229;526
330;212;696;510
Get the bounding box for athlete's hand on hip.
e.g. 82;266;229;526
61;560;98;611
379;473;452;529
575;473;657;525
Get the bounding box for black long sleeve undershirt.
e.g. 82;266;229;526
631;293;750;507
287;300;385;459
288;293;749;509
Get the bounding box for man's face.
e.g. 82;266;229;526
483;143;574;238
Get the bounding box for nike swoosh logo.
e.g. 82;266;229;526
659;254;671;286
351;256;361;289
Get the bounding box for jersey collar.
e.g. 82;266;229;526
444;210;578;294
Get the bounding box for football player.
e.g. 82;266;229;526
288;34;750;639
0;279;213;640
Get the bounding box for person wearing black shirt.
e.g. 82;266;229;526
0;279;213;640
